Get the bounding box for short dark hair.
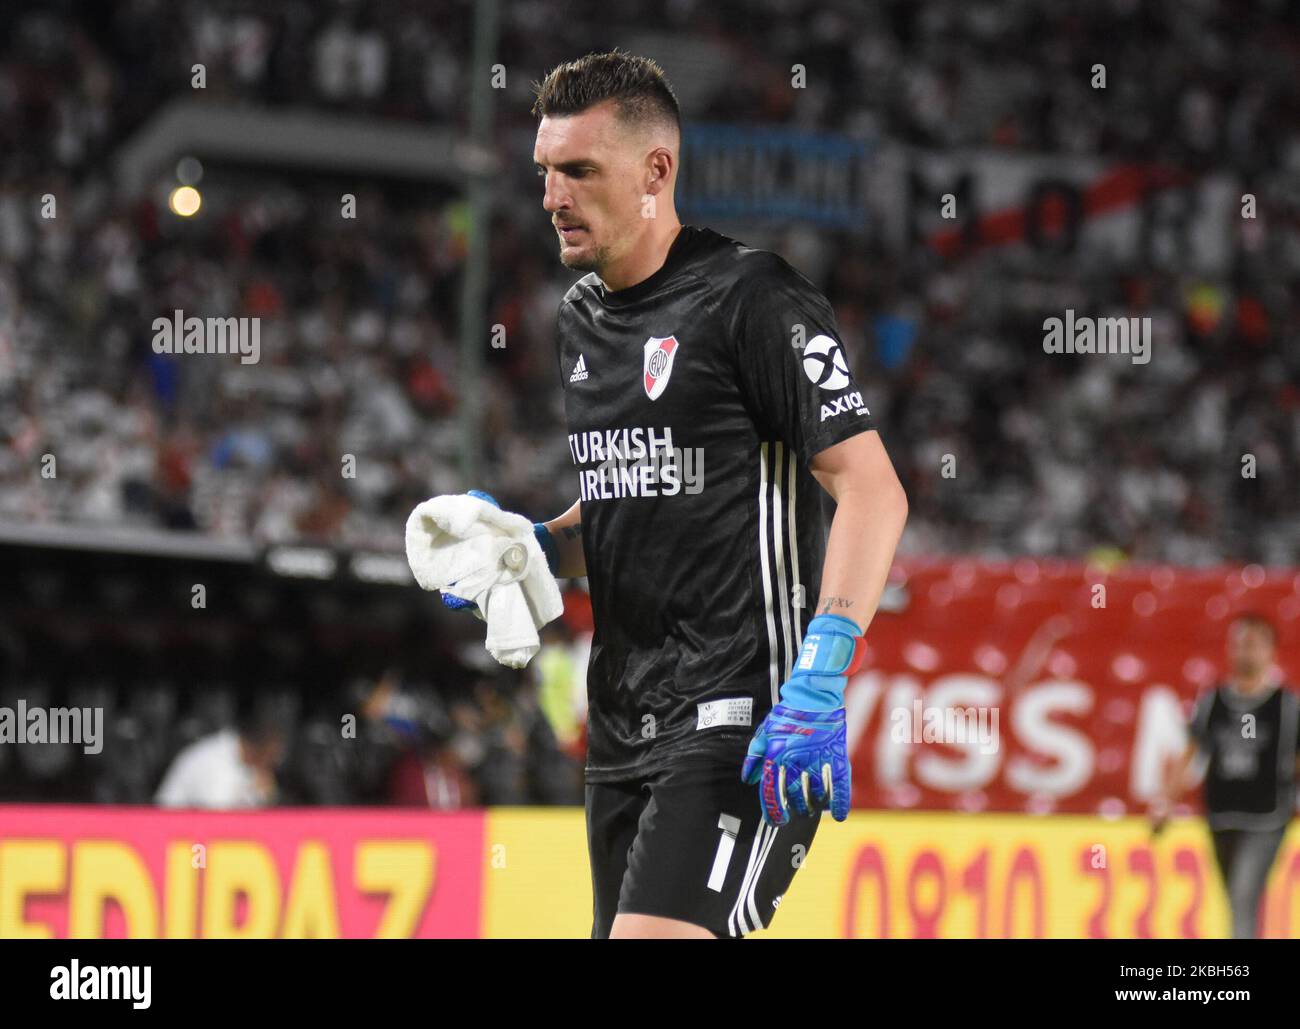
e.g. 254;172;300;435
1231;611;1277;643
236;700;286;747
531;49;680;137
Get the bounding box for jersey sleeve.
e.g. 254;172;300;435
1187;689;1214;753
731;255;875;466
555;300;569;387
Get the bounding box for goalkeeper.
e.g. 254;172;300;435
451;51;908;939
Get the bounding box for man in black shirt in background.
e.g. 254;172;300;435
1153;613;1299;938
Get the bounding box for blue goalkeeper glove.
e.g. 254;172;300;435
440;490;560;615
742;612;866;826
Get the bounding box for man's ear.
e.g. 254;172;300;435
645;147;673;195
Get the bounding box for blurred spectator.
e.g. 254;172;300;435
154;707;286;808
532;619;585;757
457;677;580;805
387;733;479;809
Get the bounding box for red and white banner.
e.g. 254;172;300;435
871;146;1242;272
849;558;1300;816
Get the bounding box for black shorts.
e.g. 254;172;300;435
585;744;822;938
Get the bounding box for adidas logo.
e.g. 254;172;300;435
569;354;589;383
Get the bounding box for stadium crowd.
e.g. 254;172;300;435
0;654;586;807
3;0;1298;566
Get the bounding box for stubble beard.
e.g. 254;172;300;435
559;239;612;274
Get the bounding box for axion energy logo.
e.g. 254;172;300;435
800;334;851;390
800;335;868;422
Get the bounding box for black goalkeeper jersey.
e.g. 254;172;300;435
1188;683;1300;830
555;225;876;782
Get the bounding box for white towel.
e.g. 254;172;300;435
405;494;564;668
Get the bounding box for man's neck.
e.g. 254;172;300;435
1228;671;1273;695
600;220;683;292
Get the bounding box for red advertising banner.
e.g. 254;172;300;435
0;806;484;938
6;806;1296;938
849;558;1300;816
